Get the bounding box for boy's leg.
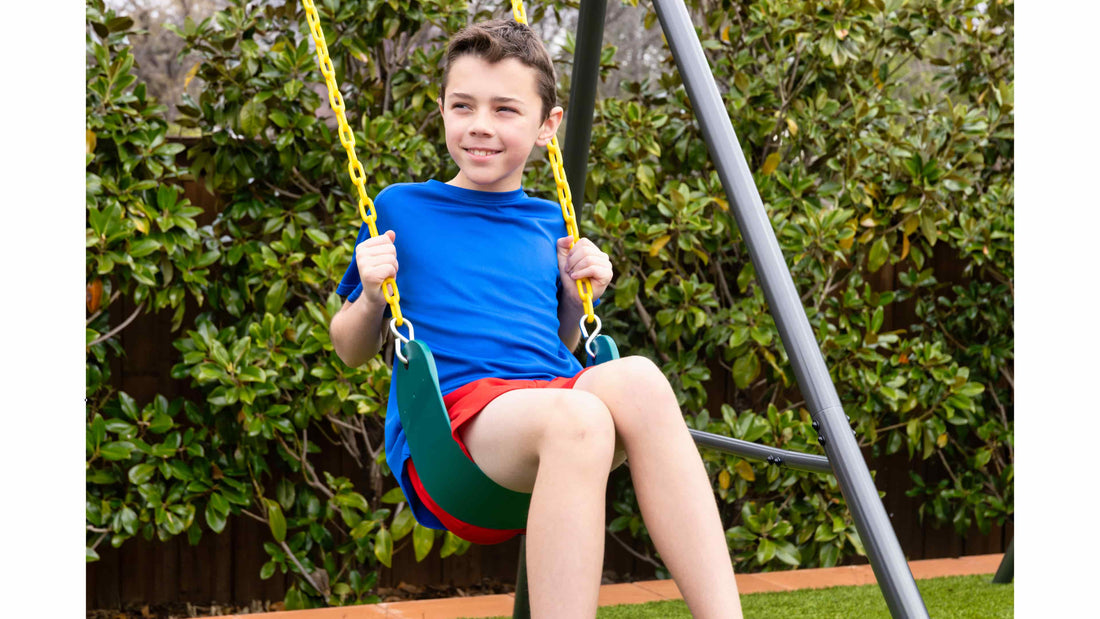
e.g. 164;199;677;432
573;356;744;619
460;388;616;619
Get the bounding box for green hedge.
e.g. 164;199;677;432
86;0;1013;609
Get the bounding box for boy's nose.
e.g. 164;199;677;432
468;111;495;136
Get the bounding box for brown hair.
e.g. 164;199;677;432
442;19;557;121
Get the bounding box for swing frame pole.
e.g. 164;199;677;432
562;0;609;203
650;0;928;616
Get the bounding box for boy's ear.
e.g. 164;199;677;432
437;97;444;116
535;105;565;147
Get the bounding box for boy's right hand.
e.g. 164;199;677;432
355;230;398;304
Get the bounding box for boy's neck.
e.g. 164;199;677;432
445;172;524;193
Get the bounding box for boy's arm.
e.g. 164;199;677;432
330;290;389;367
557;292;585;352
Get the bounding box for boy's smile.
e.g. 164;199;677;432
440;56;563;192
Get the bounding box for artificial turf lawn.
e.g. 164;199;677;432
478;574;1013;618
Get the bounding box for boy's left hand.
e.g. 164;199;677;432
557;236;613;307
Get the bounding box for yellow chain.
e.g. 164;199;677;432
510;0;595;323
301;0;404;326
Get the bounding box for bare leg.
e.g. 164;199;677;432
461;389;616;619
575;356;743;619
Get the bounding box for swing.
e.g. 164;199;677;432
303;0;613;533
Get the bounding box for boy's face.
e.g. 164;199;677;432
439;55;563;193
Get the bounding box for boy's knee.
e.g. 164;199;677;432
539;391;615;457
607;356;675;403
619;355;666;384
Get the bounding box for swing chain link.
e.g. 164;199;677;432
301;0;405;326
511;0;596;324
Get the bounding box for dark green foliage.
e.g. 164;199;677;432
86;0;1013;606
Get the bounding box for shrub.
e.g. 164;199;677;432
87;0;1013;606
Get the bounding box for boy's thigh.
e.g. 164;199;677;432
460;387;615;494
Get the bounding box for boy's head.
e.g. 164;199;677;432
437;19;564;192
442;19;557;121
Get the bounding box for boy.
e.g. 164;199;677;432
329;19;742;618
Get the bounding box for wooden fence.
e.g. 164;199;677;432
86;175;1011;609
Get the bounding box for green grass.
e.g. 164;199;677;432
477;575;1013;618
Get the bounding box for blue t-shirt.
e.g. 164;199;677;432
335;180;587;528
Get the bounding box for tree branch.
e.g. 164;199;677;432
89;301;146;347
607;530;664;570
282;539;330;603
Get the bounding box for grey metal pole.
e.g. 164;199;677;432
689;429;831;474
563;0;608;204
512;536;530;619
649;1;928;616
992;537;1013;584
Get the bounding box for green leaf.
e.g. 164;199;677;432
440;531;469;559
391;507;415;541
276;478;296;511
868;235;890;272
240;99;268;137
755;537;776;565
380;487;406;504
266;499;287;543
774;541;801;566
128;463;156;485
260;560;276;580
205;501;227;533
265;279;288;313
100;441;135;461
374;528;393;568
732;352;760;389
87;547;100;562
412;524;434;562
350;520;378;539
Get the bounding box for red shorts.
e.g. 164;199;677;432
405;367;592;544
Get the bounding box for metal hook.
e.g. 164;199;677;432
390;317;415;365
579;315;602;360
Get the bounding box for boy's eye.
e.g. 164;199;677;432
497;107;517;114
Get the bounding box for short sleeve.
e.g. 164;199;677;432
335;221;373;302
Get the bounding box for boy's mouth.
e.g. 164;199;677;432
464;147;501;158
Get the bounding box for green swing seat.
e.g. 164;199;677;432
394;334;620;532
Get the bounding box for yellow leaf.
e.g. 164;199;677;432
86;129;96;155
648;234;672;257
903;215;920;237
936;432;948;448
720;25;730;43
184;62;200;89
901;234;910;260
786;117;798;136
860;216;877;228
734;460;755;482
718;469;731;489
712;197;729;211
761;152;781;176
839;236;854;250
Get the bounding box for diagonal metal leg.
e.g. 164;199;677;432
649;0;929;616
